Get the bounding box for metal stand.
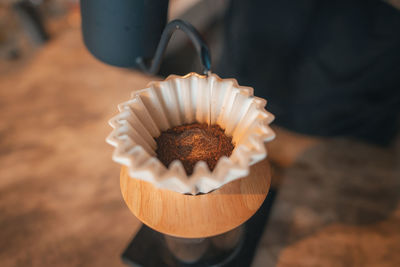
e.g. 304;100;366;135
121;190;276;267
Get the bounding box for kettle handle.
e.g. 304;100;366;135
136;19;212;75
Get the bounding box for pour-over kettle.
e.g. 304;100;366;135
80;0;211;75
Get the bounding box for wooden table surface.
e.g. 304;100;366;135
1;28;400;267
254;138;400;267
0;28;152;267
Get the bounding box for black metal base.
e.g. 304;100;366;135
121;190;276;267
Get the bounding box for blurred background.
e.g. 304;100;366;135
0;0;399;266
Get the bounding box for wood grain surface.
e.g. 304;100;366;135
120;160;271;238
253;138;400;267
0;28;154;267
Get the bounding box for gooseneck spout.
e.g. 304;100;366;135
136;19;212;75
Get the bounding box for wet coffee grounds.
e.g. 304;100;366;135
155;123;234;175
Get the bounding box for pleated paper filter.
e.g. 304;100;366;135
107;73;275;194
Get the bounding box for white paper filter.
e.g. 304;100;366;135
107;73;275;194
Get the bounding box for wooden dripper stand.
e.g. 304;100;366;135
120;160;271;264
107;73;275;265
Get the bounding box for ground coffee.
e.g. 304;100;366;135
155;123;234;175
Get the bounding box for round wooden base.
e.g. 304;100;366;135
120;160;271;238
